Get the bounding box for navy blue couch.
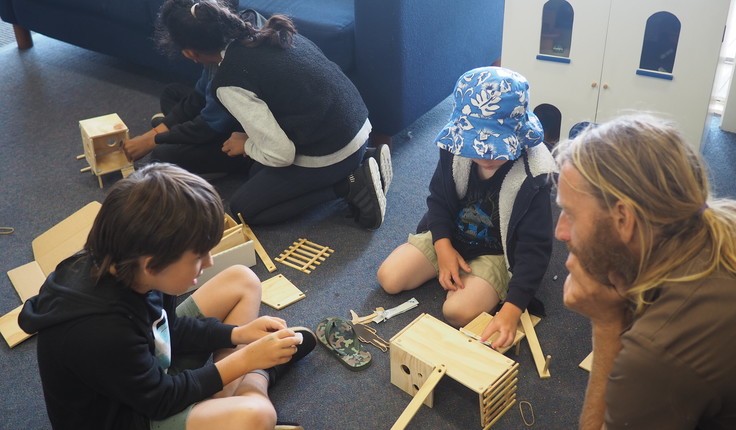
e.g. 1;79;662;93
0;0;504;138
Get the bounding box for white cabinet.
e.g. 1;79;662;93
501;0;731;150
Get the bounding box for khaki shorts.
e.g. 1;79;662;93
408;231;511;301
149;296;206;430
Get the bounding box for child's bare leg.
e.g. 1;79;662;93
186;372;276;430
191;264;261;325
190;265;262;363
185;266;277;429
442;274;500;327
377;243;436;294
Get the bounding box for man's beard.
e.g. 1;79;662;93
568;217;638;288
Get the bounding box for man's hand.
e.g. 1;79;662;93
564;252;629;430
122;133;156;161
222;132;248;157
480;302;522;349
435;238;471;290
563;252;628;327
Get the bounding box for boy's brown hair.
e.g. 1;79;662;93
84;163;224;289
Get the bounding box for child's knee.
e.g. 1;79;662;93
377;263;403;294
221;265;260;294
230;397;277;430
442;300;477;328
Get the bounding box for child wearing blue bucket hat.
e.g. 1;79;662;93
378;67;556;348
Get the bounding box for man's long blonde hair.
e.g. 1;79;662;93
554;114;736;313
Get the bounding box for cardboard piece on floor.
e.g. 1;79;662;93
7;262;47;303
186;240;256;294
460;311;541;355
10;201;102;291
261;274;305;310
579;351;593;372
3;202;102;348
0;305;28;348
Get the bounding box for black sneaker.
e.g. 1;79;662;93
267;327;316;387
346;157;386;230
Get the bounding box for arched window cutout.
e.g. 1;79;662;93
533;104;562;149
639;12;680;75
539;0;574;58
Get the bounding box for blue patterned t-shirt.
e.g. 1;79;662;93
451;160;513;259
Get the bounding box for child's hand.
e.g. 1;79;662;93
233;316;287;345
435;238;471;290
122;133;156;161
222;132;248;157
241;328;300;370
481;302;522;349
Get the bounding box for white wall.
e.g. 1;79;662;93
718;0;736;131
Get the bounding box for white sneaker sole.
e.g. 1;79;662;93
366;157;387;228
376;144;393;195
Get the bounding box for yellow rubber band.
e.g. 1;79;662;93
519;400;535;427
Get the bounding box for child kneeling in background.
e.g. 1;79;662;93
19;163;313;430
378;67;556;349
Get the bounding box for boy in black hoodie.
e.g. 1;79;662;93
19;163;312;430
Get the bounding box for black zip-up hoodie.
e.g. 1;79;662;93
18;253;234;430
416;144;557;313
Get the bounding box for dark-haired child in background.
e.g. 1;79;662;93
125;0;391;230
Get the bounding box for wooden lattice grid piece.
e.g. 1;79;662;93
275;238;333;274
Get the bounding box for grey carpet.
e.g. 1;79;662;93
0;33;733;430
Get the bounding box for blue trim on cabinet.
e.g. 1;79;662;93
536;54;571;64
636;69;673;80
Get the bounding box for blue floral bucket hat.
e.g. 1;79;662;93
435;67;544;160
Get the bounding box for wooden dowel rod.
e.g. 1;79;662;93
391;365;446;430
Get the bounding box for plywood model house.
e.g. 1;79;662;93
78;113;135;188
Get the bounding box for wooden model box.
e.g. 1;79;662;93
390;313;519;429
79;113;134;188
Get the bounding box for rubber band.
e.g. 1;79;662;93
0;227;14;235
519;400;535;427
698;203;709;215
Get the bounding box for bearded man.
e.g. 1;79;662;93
553;114;736;430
